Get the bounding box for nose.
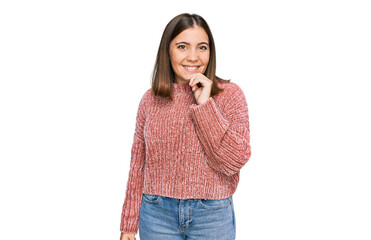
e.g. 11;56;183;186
187;48;198;62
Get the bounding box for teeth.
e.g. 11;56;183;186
185;66;198;70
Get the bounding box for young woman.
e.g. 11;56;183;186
120;13;251;240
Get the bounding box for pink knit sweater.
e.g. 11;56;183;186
120;80;251;233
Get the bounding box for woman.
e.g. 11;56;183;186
120;13;251;240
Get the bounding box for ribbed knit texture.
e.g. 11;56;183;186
120;81;251;234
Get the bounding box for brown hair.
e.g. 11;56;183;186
151;13;230;100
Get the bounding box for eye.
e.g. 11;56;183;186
200;45;208;50
177;45;186;49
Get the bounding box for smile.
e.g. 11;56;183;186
183;65;200;72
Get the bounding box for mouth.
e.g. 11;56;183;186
183;65;200;72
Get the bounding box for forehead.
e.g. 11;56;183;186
173;26;209;43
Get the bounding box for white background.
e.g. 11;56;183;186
1;0;370;239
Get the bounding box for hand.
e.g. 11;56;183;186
188;73;213;105
120;232;136;240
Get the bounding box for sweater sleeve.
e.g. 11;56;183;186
120;93;147;234
190;84;251;176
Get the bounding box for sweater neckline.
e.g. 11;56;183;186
172;82;193;93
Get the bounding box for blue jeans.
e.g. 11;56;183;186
138;194;236;240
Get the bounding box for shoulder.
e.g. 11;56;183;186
214;81;248;112
137;88;153;108
143;88;153;99
216;81;246;99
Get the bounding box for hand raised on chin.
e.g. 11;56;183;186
188;73;213;105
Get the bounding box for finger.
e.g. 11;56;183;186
189;74;202;87
188;74;197;86
194;75;206;88
188;73;202;85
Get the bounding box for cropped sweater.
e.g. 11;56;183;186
120;80;251;234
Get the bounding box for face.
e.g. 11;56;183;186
169;25;210;84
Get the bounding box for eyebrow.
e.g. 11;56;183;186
175;41;209;46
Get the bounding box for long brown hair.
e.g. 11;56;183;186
151;13;230;100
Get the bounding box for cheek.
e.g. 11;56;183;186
170;56;184;75
170;49;184;64
201;53;210;66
